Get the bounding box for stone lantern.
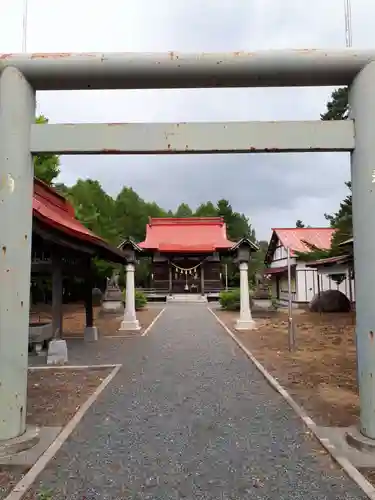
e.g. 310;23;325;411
118;239;143;331
231;238;259;330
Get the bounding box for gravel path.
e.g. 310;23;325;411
30;304;366;499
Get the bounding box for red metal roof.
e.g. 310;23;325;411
33;179;123;261
139;217;234;253
272;227;335;256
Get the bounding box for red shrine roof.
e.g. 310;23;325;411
33;178;124;261
139;217;235;253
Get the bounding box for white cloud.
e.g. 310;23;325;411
0;0;370;239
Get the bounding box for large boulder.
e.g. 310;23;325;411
309;289;351;313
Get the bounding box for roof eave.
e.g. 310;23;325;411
118;237;144;253
230;237;259;253
305;255;352;268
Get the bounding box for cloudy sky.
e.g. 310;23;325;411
1;0;374;240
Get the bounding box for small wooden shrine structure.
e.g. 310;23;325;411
31;178;125;341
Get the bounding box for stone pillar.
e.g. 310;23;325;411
235;261;256;330
51;251;63;338
0;67;35;440
47;250;68;365
120;263;140;331
84;259;98;341
349;61;375;438
348;267;353;305
168;265;173;294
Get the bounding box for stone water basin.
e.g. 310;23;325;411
29;321;53;349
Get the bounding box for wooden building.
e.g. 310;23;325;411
31;178;125;342
138;217;235;294
263;227;354;306
305;237;355;304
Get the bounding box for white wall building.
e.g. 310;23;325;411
264;228;355;306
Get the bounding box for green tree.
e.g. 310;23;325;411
175;203;193;218
319;86;352;253
114;187;167;242
324;181;352;248
295;180;352;262
113;187;167;286
60;179;118;284
34;115;61;184
215;199;260;286
295;220;305;228
248;239;268;285
216;199;255;241
67;179;118;243
194;201;218;217
321;87;349;121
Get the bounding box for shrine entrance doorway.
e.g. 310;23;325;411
171;258;202;294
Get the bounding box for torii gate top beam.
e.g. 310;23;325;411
1;49;375;90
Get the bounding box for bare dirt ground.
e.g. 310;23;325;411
216;307;358;428
30;302;163;338
216;307;375;487
0;367;112;500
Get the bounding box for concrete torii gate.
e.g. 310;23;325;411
0;49;374;444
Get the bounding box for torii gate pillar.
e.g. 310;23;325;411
350;61;375;439
0;67;35;440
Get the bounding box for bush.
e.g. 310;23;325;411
219;288;253;311
122;289;148;310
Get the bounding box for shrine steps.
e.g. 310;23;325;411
167;294;208;303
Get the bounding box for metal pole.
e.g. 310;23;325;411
344;0;353;48
0;67;35;440
349;61;375;439
22;0;28;53
225;263;228;291
287;247;295;351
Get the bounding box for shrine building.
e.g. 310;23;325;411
138;217;237;296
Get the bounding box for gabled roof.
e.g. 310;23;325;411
273;227;335;253
139;217;235;253
118;238;143;253
265;227;335;264
230;237;259;252
33;178;125;262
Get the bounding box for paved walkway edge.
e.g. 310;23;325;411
208;307;375;500
5;364;122;500
142;307;166;336
28;364;119;371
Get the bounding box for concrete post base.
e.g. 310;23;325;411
47;339;68;365
84;326;99;342
101;300;123;314
0;426;40;458
316;425;375;468
346;426;375;453
0;426;62;467
235;319;257;331
119;319;141;331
